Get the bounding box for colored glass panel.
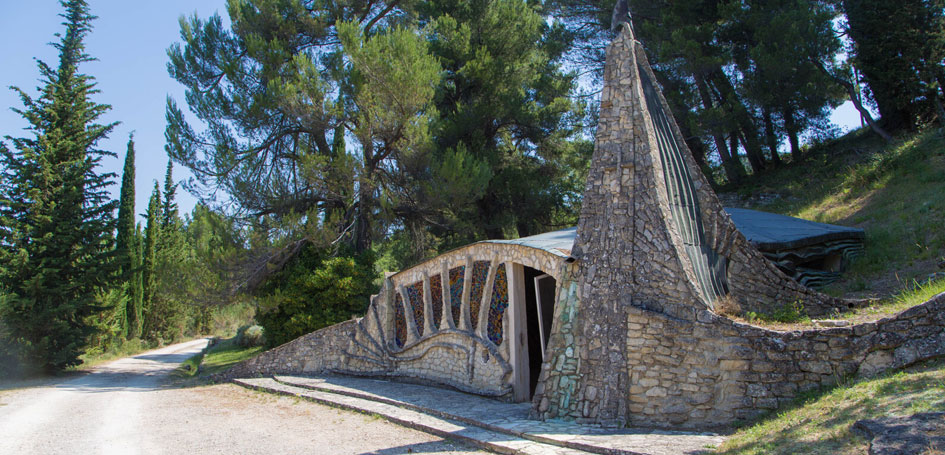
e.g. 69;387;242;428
448;266;465;326
430;273;443;330
406;280;425;337
468;261;491;331
487;264;509;344
394;292;406;348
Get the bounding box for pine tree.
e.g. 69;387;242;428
843;0;945;130
0;0;118;372
141;183;161;340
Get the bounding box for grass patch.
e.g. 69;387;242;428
172;351;205;379
723;127;945;298
717;358;945;455
743;300;810;325
835;276;945;324
199;337;263;376
173;335;263;381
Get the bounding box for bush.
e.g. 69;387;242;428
235;324;265;348
256;245;374;347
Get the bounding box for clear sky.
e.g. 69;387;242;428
1;0;229;222
1;1;866;225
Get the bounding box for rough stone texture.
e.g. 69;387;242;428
853;412;945;455
219;320;356;380
224;241;566;398
228;23;945;432
529;25;945;428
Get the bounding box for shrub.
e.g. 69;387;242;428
256;245;374;347
235;324;265;348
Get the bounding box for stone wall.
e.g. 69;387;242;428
530;24;945;429
223;241;564;399
219;320;357;380
534;290;945;428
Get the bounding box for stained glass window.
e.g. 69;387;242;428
406;280;425;337
468;261;491;331
394;292;406;348
430;273;443;330
448;265;465;326
487;264;509;344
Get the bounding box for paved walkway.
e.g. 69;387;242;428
233;375;725;455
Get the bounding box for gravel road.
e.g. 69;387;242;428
0;339;490;454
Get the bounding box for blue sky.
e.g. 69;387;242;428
1;1;866;225
1;0;229;222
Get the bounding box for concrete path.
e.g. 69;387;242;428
0;339;487;454
234;375;726;455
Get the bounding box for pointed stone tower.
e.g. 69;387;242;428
530;24;850;427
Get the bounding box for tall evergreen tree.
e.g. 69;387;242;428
141;183;161;339
843;0;945;130
161;159;178;229
116;135;136;273
129;223;144;338
165;0;585;261
116;135;137;338
0;0;118;372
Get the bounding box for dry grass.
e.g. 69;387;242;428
717;358;945;455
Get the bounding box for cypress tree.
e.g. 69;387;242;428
141;183;161;339
116;135;136;275
116;135;137;338
0;0;118;372
161;160;178;229
129;223;144;338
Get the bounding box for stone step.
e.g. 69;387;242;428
265;375;725;455
233;377;594;455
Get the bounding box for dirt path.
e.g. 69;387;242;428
0;339;489;454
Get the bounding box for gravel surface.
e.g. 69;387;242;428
0;339;491;455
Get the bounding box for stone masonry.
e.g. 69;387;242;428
528;24;945;428
226;23;945;431
224;240;568;398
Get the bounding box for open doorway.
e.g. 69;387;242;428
523;266;556;398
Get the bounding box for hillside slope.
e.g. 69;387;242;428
715;128;945;454
720;127;945;300
716;358;945;455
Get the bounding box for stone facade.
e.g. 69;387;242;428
528;24;945;428
224;241;567;398
221;320;357;379
226;23;945;431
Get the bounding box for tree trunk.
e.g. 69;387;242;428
695;75;745;184
811;59;893;142
653;68;709;167
354;144;376;254
933;74;945;126
783;107;802;161
711;72;767;173
762;108;782;167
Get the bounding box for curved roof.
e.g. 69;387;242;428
483;227;577;257
482;208;864;255
724;208;865;251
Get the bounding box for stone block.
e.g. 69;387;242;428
646;387;668;397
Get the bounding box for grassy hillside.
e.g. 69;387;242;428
721;127;945;300
716;127;945;453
